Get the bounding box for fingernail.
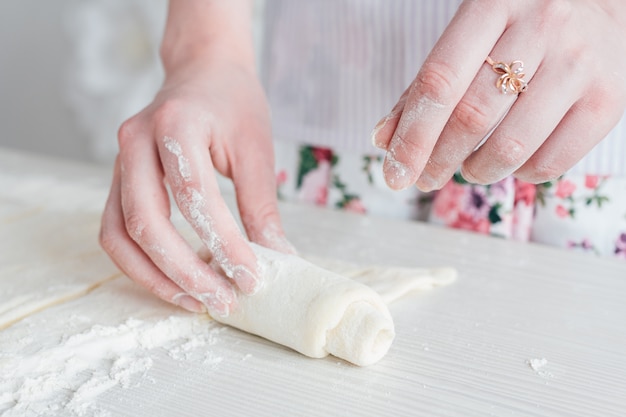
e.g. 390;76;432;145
234;265;262;295
459;166;477;184
173;294;207;313
199;289;234;318
372;106;405;150
371;117;388;149
260;224;298;255
416;172;440;192
215;285;236;305
384;157;413;190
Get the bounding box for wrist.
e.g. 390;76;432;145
160;0;256;75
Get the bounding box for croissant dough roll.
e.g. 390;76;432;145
212;244;395;366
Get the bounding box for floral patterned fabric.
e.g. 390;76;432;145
274;140;626;260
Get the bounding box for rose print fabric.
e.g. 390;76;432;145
533;175;626;259
429;174;536;242
273;139;626;260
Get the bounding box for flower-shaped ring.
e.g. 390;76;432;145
486;56;528;95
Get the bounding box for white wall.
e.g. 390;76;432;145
0;0;92;161
0;1;265;164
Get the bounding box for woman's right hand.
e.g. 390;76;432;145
99;1;293;317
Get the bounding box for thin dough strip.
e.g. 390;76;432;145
305;256;457;303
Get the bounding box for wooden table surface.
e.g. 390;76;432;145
1;148;625;417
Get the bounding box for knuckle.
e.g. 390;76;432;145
583;90;625;122
423;154;450;180
419;159;452;191
541;28;592;81
124;212;148;243
241;200;280;232
492;135;527;169
99;225;120;256
451;98;494;135
415;60;459;105
564;45;594;77
461;0;508;22
117;117;139;148
98;227;110;251
153;99;187;126
459;161;483;184
389;130;423;160
143;277;170;299
517;163;563;184
537;0;573;31
173;186;197;213
464;134;529;184
392;129;413;148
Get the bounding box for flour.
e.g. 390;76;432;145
260;222;297;255
381;94;448;189
526;358;554;378
527;357;547;371
0;314;226;417
178;187;233;279
396;94;445;136
163;136;191;183
383;152;410;189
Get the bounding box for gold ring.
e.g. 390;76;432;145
486;56;528;95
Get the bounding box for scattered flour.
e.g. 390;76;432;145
163;136;191;183
527;358;547;371
0;314;226;416
526;358;554;378
177;187;234;279
260;223;297;255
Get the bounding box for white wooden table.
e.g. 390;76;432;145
1;148;625;417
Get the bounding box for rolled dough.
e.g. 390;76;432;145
204;244;456;366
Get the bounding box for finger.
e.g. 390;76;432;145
231;135;297;255
382;0;509;189
461;52;586;184
119;135;237;315
514;92;626;183
371;87;409;150
416;26;544;191
157;132;262;295
99;158;206;313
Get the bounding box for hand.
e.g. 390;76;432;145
100;59;293;316
372;0;626;190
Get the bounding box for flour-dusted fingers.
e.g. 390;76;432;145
100;0;282;310
156;127;262;295
117;127;236;316
382;0;626;190
415;29;543;191
460;54;584;184
381;1;508;190
460;2;626;185
99;158;207;314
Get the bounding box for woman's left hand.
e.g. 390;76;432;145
372;0;626;190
